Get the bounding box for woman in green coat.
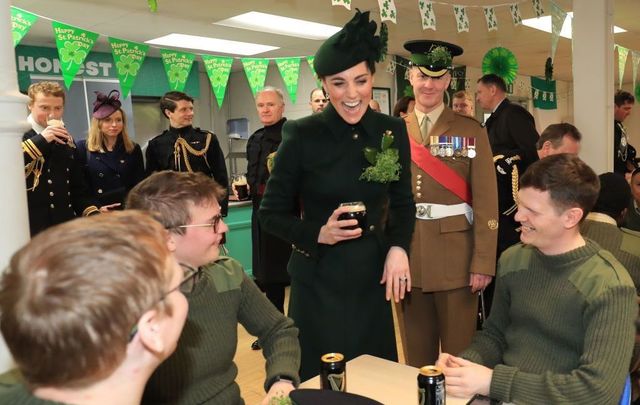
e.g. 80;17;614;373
259;10;415;380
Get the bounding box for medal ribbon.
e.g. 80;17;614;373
408;134;472;204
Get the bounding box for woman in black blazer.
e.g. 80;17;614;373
77;90;145;207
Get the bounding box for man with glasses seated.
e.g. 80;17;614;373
0;211;188;405
127;170;301;405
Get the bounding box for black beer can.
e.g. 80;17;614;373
320;353;346;392
418;365;445;405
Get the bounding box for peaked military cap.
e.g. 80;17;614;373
314;9;387;77
404;40;463;78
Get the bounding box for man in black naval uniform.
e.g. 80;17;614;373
145;91;229;214
614;90;638;176
476;73;539;256
22;81;100;236
245;87;292;313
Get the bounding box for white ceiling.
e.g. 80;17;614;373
11;0;640;83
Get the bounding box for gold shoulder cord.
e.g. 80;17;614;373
22;140;45;191
493;154;521;215
173;132;212;173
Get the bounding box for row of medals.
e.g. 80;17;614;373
429;135;476;159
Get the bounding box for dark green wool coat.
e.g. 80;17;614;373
259;104;415;379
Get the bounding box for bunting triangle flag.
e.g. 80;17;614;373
160;49;195;92
275;57;301;103
52;21;99;89
11;6;38;47
108;37;148;99
241;58;270;98
202;55;234;108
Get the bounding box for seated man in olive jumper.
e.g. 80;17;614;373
0;212;188;405
127;170;300;405
437;154;637;404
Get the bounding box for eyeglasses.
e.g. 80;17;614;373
128;263;202;341
176;214;223;233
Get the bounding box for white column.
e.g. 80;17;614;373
572;0;614;174
0;2;31;372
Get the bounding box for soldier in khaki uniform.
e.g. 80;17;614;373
396;40;499;367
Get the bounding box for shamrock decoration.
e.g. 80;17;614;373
116;55;141;82
635;83;640;102
168;65;188;88
60;41;87;68
482;47;519;85
360;130;401;183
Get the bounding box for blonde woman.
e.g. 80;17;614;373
77;90;145;207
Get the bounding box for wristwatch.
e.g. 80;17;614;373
267;375;296;390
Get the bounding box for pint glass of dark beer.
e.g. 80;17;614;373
337;201;367;230
320;353;346;392
232;175;249;200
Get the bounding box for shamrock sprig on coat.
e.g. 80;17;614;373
359;130;401;183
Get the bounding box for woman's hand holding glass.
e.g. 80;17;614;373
381;246;411;303
317;205;363;245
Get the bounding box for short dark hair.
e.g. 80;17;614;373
536;123;582;150
127;170;226;234
392;96;415;117
520;154;599;218
160;91;194;119
615;90;635;107
477;74;507;93
592;172;631;218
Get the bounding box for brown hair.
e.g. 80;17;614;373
535;123;582;150
392;96;415;117
126;171;226;234
160;91;194;119
0;211;173;388
27;81;66;106
520;154;599;217
86;108;135;153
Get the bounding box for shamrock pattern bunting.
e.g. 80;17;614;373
202;55;233;108
510;4;522;26
331;0;351;10
418;0;436;31
378;0;397;23
453;5;469;33
160;49;195;92
483;7;498;31
52;21;98;88
532;0;545;18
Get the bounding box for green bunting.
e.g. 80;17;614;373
11;7;38;47
160;49;195;92
531;76;557;110
241;58;270;98
202;55;233;108
306;56;321;86
52;21;99;89
108;37;148;99
275;58;301;104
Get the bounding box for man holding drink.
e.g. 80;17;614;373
22;81;101;236
245;86;292;318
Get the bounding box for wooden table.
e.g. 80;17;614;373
300;354;471;405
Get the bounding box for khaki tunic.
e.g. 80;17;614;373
405;108;498;291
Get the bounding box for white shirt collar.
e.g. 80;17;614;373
414;102;445;129
492;97;507;113
27;114;46;134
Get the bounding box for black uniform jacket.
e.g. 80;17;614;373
76;138;145;207
145;125;229;214
246;118;292;283
22;129;98;236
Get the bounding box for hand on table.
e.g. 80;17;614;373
261;381;295;405
381;246;411;303
437;353;492;398
469;273;492;293
317;205;362;245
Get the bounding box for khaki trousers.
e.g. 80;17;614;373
396;286;478;367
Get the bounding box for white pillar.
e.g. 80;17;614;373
0;2;31;372
572;0;614;174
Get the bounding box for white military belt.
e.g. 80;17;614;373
415;202;473;224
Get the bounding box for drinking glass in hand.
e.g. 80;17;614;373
338;201;367;230
232;175;249;201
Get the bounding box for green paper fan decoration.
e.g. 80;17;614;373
635;83;640;101
482;47;519;85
